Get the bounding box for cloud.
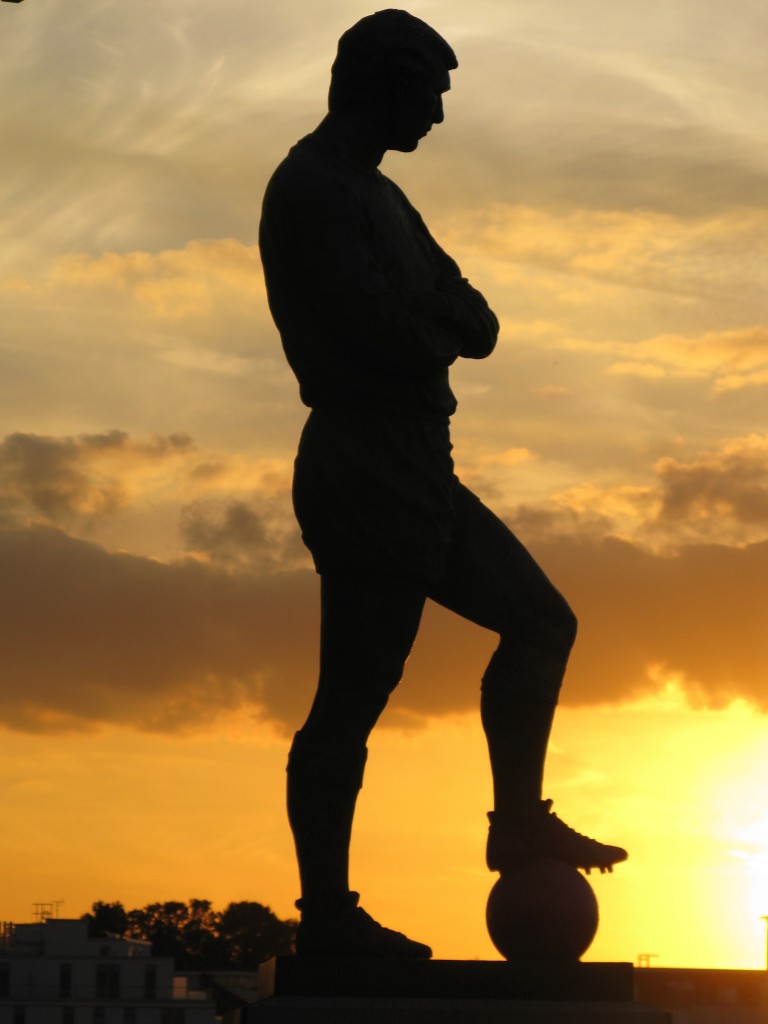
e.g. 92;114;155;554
603;326;768;390
3;239;272;350
4;0;767;275
0;0;335;263
0;428;303;572
180;498;305;572
0;430;193;524
1;0;766;740
545;534;768;709
410;1;768;218
656;435;768;528
0;242;301;460
485;435;768;552
438;205;768;314
0;515;765;736
0;523;320;735
43;240;267;325
405;532;768;718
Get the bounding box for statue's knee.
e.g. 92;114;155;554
516;593;577;661
528;583;576;653
368;655;406;702
481;593;576;705
558;599;578;653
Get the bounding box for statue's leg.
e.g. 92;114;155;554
429;483;627;874
286;729;367;912
479;607;575;822
288;571;432;956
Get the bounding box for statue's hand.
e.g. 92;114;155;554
436;278;499;359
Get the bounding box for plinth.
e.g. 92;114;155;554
242;958;671;1023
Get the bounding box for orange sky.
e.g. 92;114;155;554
1;0;767;968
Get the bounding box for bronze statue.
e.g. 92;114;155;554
259;9;627;959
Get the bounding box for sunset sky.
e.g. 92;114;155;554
2;0;767;968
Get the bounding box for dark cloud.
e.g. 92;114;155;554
656;443;768;525
503;505;615;545
0;520;765;736
0;523;319;735
180;499;301;572
0;430;193;523
0;431;122;521
181;500;269;558
537;534;767;708
402;532;768;719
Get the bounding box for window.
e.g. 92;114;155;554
96;964;120;1000
62;1007;75;1024
160;1009;185;1024
144;965;157;1000
0;964;10;999
13;1008;26;1024
60;963;72;999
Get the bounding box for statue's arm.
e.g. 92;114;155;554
399;205;499;360
265;170;465;374
401;276;498;360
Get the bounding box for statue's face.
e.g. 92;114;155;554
380;66;451;153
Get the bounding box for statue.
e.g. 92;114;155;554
259;9;627;959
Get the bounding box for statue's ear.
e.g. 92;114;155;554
376;55;431;104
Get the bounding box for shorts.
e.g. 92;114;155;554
292;407;457;584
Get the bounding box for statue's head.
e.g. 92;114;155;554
328;9;457;152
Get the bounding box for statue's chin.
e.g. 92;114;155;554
389;138;421;154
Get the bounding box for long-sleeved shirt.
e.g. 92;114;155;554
259;129;499;421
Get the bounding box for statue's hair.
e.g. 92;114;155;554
329;9;457;112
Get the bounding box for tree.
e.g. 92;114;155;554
83;901;128;938
217;901;296;968
125;901;197;967
82;898;297;969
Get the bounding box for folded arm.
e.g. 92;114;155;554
264;167;498;374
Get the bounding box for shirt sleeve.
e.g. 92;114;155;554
399;199;499;361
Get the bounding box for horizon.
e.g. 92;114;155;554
5;892;768;974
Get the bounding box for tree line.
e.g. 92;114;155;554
82;898;297;970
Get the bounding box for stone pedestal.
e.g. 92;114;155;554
241;958;671;1023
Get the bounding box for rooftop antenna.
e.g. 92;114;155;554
32;901;64;923
637;953;658;968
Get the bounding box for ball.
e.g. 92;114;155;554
486;857;599;961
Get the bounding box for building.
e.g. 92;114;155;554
0;919;215;1024
636;966;768;1024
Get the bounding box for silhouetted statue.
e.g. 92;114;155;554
259;9;627;959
